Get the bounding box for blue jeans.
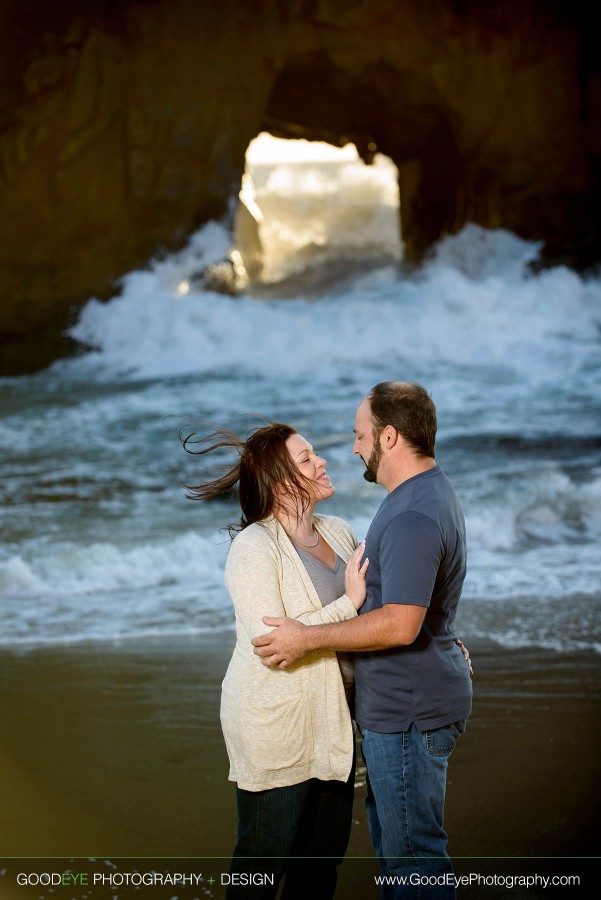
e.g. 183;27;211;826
227;762;355;900
360;721;466;900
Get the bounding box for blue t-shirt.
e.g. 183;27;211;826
354;465;472;733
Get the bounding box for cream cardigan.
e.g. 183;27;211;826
220;513;359;791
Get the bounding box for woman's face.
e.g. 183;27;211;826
285;433;335;503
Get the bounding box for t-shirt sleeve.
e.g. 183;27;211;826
379;511;442;607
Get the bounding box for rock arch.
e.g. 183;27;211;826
0;0;597;372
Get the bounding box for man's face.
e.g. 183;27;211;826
353;398;383;483
363;437;383;483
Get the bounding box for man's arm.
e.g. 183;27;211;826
252;603;427;668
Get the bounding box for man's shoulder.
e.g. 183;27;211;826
379;508;442;543
396;467;457;513
371;476;446;542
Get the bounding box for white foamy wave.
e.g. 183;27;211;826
462;468;601;603
250;153;401;280
517;470;601;543
58;223;601;394
466;470;601;553
134;220;232;296
0;555;47;593
0;531;232;647
428;224;542;280
463;540;601;604
0;531;227;597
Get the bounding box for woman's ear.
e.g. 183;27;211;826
272;480;292;508
273;479;289;497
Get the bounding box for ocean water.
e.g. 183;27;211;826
1;184;600;656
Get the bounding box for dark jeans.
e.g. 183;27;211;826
227;761;355;900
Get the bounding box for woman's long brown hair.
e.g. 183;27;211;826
178;420;315;536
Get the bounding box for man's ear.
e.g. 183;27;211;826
383;426;399;448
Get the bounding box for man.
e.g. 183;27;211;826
252;382;472;899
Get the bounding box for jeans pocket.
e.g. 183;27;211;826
424;719;466;756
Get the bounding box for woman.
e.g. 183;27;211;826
180;420;368;900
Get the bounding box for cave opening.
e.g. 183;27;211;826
228;132;403;296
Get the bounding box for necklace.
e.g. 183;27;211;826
286;525;320;548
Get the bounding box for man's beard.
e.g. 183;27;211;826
363;440;382;483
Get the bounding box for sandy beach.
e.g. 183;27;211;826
0;634;598;899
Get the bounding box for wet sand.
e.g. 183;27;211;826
0;634;599;898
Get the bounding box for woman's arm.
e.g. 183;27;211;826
225;538;288;641
297;595;357;625
298;542;369;625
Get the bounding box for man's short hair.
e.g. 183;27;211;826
367;382;437;458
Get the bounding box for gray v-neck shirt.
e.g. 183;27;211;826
295;546;354;699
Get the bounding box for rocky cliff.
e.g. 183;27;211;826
1;0;598;373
